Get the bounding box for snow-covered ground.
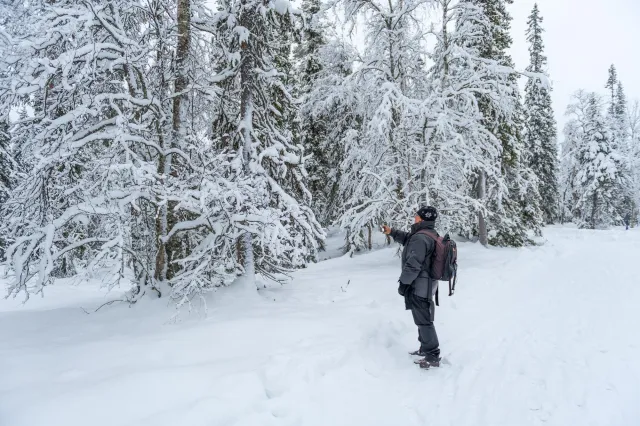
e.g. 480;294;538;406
1;226;640;426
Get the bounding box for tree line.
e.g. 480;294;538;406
560;65;639;229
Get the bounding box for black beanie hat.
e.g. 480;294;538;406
416;206;438;222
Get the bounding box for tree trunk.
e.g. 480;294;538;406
591;191;597;229
441;0;450;89
154;156;168;288
477;170;488;246
239;4;256;286
154;0;191;287
173;0;190;136
367;224;372;251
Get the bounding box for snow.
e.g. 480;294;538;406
2;226;640;426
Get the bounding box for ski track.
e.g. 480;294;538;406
1;226;639;426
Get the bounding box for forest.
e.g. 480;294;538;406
1;0;638;307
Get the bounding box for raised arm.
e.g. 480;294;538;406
390;228;410;246
382;224;410;246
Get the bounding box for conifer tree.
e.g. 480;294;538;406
605;65;618;117
523;3;559;224
615;82;628;119
611;80;635;220
211;0;324;282
0;120;11;258
425;0;516;237
601;67;632;222
295;0;337;226
0;121;10;204
563;91;625;228
302;38;359;238
604;66;627;152
464;0;540;246
627;101;640;225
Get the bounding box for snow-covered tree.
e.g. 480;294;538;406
604;66;626;150
602;67;634;223
317;0;436;251
615;82;628;122
209;0;324;282
460;0;541;246
302;38;359;235
523;4;558;225
562;91;625;228
605;65;619;117
627;101;640;224
0;121;10;203
426;0;520;239
0;0;322;308
295;0;338;226
0;0;199;300
559;118;579;224
0;120;11;258
314;0;540;250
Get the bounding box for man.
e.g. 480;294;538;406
382;206;441;368
625;213;631;231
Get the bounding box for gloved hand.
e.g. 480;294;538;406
398;281;410;296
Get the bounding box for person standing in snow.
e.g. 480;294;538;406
624;213;631;230
382;206;441;368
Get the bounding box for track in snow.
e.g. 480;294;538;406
1;226;639;426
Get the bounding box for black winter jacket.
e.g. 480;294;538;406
390;221;438;310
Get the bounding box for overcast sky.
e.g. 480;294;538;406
509;0;640;133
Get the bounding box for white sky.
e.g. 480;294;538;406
509;0;640;133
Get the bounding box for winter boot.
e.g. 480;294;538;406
409;349;428;357
417;356;441;369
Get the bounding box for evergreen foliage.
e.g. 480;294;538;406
523;4;559;225
562;91;625;229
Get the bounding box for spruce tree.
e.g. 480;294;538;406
604;66;627;152
0;121;10;204
523;3;559;225
302;38;359;245
579;95;623;228
295;0;336;226
465;0;540;246
211;0;324;282
0;120;11;258
615;82;628;119
628;101;640;225
602;67;632;222
612;81;635;220
563;91;624;228
605;65;618;117
423;0;517;237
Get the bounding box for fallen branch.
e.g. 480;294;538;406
80;299;126;314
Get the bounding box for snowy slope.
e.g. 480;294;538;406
1;226;640;426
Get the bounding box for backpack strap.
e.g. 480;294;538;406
418;229;440;305
414;229;437;275
449;264;458;296
416;229;439;240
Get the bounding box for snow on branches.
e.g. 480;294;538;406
0;0;322;308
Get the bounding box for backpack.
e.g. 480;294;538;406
417;230;458;306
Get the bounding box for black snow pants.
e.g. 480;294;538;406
408;292;440;359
